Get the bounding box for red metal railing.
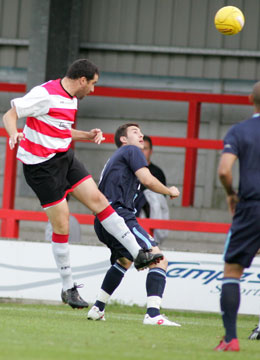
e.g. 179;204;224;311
93;86;250;206
0;83;251;238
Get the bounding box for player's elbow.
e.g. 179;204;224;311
3;107;17;126
2;111;8;125
141;177;154;189
218;166;230;180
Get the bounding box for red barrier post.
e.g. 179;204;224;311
182;101;201;206
0;83;251;238
1;140;19;237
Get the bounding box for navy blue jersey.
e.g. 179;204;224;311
223;113;260;201
99;145;148;211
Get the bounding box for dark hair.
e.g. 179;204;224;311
143;135;153;149
66;59;99;80
114;123;140;148
252;81;260;107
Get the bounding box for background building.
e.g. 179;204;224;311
0;0;257;250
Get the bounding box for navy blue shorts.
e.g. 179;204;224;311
94;209;157;264
224;202;260;268
23;148;90;208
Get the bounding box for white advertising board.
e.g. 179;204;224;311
0;240;260;315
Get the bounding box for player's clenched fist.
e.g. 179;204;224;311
169;186;180;199
9;132;24;150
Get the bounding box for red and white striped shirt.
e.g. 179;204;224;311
11;79;78;164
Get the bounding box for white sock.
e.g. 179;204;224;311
147;295;162;310
52;242;73;291
98;211;141;259
97;289;111;304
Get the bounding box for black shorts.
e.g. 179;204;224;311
224;202;260;268
23;148;91;208
94;208;157;264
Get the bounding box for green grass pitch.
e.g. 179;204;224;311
0;301;259;360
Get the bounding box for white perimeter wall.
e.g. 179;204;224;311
0;240;260;315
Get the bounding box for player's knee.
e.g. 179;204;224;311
161;256;168;268
152;246;168;267
224;262;243;278
117;257;132;269
149;254;168;270
51;218;69;234
156;255;168;269
91;190;109;212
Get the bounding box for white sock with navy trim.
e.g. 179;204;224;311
97;206;141;259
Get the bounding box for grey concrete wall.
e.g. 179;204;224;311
0;73;250;253
0;73;253;213
0;0;256;252
1;0;260;82
81;0;260;81
73;73;251;212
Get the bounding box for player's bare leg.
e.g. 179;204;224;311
88;257;132;321
214;262;243;350
143;246;181;326
72;178;162;267
45;200;88;309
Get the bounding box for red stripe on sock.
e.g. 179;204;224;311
52;233;69;243
97;205;115;222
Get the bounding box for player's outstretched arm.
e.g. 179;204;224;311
135;167;180;199
71;128;105;144
3;107;24;149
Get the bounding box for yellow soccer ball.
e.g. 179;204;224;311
214;6;245;35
